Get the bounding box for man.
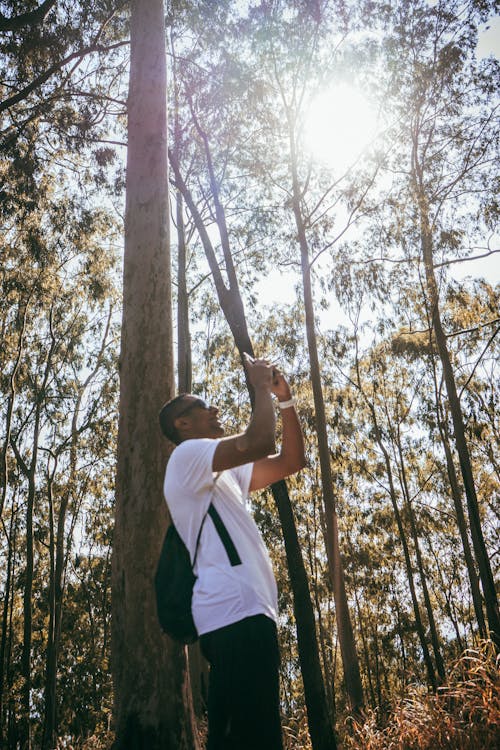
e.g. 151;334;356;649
158;354;305;750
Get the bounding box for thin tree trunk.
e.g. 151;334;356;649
43;310;112;748
171;38;192;397
426;532;466;652
393;424;446;683
390;574;407;692
169;142;337;749
11;323;57;750
273;479;338;749
429;348;487;639
0;299;29;519
0;302;28;747
375;434;437;691
42;455;57;750
306;507;335;716
288;125;364;714
0;501;17;749
112;1;199;747
5;500;19;749
176;191;192;395
415;181;500;647
352;582;376;709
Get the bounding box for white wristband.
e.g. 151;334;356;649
278;398;296;410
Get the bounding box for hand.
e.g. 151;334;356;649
243;353;274;391
270;367;292;402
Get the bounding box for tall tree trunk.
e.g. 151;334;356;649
43;313;112;749
176;190;192;395
169;143;337;749
11;326;56;750
414;169;500;648
42;456;57;750
272;479;338;750
429;341;487;639
353;583;376;709
0;501;17;749
354;371;438;690
373;430;437;691
393;424;446;683
289;126;364;715
175;193;206;716
112;1;199;747
171;38;192;397
0;302;27;747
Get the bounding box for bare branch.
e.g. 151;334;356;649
0;40;129;115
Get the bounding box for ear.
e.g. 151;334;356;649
173;414;191;437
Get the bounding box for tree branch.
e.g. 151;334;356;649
0;0;56;32
0;40;129;114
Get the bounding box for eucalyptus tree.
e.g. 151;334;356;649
111;0;201;747
169;9;335;748
239;0;381;714
0;182;120;750
372;0;500;647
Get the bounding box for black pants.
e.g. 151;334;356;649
200;614;283;750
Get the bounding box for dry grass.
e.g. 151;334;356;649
345;641;500;750
61;641;499;749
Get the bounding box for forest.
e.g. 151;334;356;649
0;0;499;748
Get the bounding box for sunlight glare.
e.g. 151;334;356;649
303;84;378;171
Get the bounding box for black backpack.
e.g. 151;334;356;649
154;503;241;644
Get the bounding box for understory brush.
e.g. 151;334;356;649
345;640;499;750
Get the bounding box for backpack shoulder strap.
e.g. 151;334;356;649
207;504;242;566
191;475;242;569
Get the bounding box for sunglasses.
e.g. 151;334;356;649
174;398;209;419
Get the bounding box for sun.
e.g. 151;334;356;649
302;83;379;171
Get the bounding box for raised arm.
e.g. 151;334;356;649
212;355;276;472
249;369;305;492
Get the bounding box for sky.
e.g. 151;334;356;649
253;16;500;336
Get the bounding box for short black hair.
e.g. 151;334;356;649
158;394;189;444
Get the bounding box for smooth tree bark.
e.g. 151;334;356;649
286;120;364;714
393;426;446;683
112;1;199;747
171;39;192;397
176;191;193;396
430;356;487;639
0;499;17;749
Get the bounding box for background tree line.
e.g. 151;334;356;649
0;0;498;748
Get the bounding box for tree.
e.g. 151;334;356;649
379;0;500;647
111;0;199;747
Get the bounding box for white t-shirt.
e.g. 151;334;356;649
163;438;278;635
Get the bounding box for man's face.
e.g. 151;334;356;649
174;396;224;440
